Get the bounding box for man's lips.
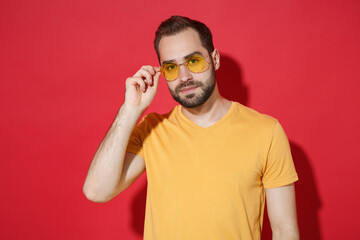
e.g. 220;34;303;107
180;86;198;93
175;81;203;94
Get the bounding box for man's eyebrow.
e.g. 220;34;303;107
161;51;204;65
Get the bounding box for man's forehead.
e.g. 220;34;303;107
158;28;207;63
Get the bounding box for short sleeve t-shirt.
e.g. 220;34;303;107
126;102;298;240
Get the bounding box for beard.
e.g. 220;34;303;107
168;68;216;108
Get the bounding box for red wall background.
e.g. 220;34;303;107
1;1;359;239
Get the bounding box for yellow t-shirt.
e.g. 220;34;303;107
126;102;298;240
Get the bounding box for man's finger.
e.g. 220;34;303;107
141;65;156;75
127;77;147;92
152;72;161;89
133;69;153;83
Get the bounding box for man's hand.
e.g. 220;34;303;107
124;65;161;112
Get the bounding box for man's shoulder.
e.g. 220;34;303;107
233;102;277;121
140;106;178;125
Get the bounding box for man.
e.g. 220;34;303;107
83;16;299;240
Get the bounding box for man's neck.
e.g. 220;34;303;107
181;87;232;128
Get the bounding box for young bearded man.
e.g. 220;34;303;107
83;15;300;240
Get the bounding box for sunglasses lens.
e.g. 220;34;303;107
161;54;209;81
161;64;178;81
187;55;207;73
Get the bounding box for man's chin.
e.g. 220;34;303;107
169;79;216;108
173;95;206;108
184;93;196;99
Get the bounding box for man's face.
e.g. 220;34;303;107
158;28;217;108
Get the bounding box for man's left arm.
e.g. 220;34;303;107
265;183;299;240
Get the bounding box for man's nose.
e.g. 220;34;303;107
178;64;193;82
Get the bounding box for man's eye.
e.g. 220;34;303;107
166;65;177;71
188;57;200;64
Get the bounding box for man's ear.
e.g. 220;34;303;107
212;49;220;71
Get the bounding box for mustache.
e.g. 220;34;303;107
175;81;203;94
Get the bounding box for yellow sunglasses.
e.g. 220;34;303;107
160;52;212;81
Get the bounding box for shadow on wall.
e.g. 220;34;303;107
130;55;322;239
131;177;146;235
216;54;248;105
291;142;322;240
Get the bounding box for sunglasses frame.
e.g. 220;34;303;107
160;51;213;81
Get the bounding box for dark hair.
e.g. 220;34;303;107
154;15;214;62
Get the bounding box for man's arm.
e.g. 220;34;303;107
83;66;160;203
265;183;300;240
